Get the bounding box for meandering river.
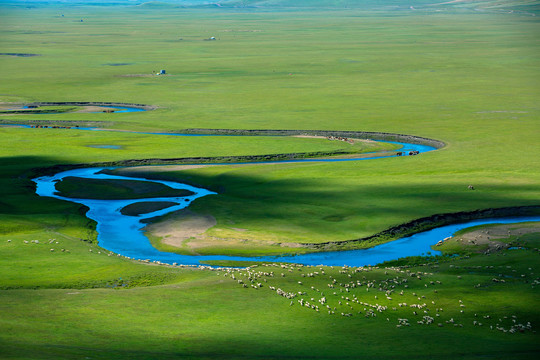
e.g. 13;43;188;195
32;137;540;267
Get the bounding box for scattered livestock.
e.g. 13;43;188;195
326;136;354;144
396;150;420;156
30;125;78;129
19;238;70;253
213;262;535;334
435;236;452;246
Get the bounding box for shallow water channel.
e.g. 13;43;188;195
98;106;145;113
32;138;540;267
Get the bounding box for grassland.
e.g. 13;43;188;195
0;2;539;358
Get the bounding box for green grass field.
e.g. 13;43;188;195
0;1;539;358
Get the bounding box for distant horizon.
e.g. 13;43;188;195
2;0;538;12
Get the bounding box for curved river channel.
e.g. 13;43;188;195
31;133;540;267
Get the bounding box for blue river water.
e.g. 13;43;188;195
9;105;145;113
31;137;540;267
98;106;145;113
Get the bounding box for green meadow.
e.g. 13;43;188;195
0;1;539;358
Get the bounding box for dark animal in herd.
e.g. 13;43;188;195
30;125;77;129
396;151;419;156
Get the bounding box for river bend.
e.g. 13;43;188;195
32;138;540;267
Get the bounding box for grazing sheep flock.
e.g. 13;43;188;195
215;261;536;334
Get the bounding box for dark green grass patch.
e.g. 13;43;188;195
54;176;194;200
0;105;80;114
120;201;179;216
